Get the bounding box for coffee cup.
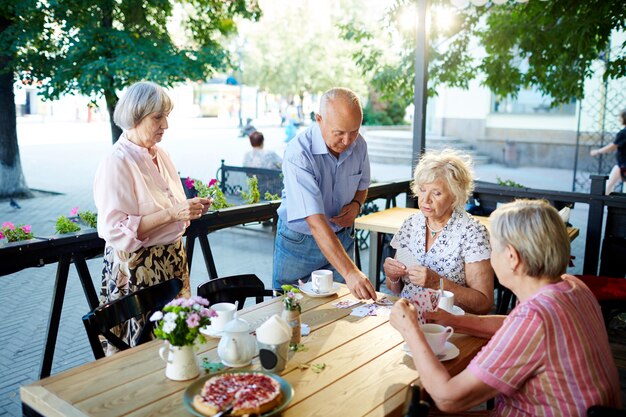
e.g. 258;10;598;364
437;290;455;313
311;269;333;293
258;340;290;373
210;302;237;332
420;323;454;355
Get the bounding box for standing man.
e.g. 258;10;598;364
273;87;377;301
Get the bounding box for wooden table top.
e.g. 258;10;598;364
355;207;580;241
21;286;488;417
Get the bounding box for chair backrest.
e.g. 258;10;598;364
599;236;626;278
82;278;183;359
197;274;274;310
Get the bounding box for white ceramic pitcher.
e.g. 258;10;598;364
158;344;200;381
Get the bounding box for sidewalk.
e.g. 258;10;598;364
0;116;588;416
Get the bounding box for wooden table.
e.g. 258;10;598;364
21;286;488;417
355;207;580;288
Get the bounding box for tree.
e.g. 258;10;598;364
0;0;260;199
239;0;370;102
0;1;43;198
342;0;626;106
21;0;260;144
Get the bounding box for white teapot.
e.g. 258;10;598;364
217;317;256;367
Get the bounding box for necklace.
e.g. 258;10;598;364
426;219;444;238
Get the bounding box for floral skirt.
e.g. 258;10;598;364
99;239;190;355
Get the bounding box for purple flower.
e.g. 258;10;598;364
199;308;217;318
185;177;195;190
190;296;209;306
2;222;14;229
186;313;200;328
0;231;4;239
70;207;79;216
208;179;217;187
167;297;185;307
21;225;31;234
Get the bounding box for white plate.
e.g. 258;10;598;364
402;342;460;362
199;325;223;339
299;282;341;297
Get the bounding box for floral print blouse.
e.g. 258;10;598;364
390;208;491;299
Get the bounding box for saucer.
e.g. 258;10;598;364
449;305;465;316
200;325;223;339
402;342;460;362
299;282;340;297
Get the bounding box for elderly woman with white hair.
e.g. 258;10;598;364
383;150;494;314
93;81;211;354
391;200;621;415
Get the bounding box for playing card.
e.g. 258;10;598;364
350;303;390;317
395;247;419;267
334;299;361;309
410;288;441;324
350;304;378;317
375;296;394;306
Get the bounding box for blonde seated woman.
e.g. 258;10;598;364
391;200;621;416
384;150;494;314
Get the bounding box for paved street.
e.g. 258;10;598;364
0;115;588;416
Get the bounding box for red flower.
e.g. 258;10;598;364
208;179;217;187
185;177;195;190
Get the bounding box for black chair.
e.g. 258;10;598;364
82;278;183;359
587;405;626;417
197;274;275;310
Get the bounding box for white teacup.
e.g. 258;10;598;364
437;290;455;313
311;270;333;293
210;302;237;332
420;323;454;355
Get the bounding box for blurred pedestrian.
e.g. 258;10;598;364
590;108;626;194
243;131;282;170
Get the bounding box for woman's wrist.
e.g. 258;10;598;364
387;275;402;284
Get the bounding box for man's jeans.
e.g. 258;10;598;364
272;218;354;289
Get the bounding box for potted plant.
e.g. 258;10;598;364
280;285;303;346
149;296;216;380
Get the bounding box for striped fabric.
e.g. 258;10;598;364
468;274;621;416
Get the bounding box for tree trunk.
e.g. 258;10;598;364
105;89;122;144
0;14;33;199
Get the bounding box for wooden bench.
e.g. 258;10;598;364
216;159;283;205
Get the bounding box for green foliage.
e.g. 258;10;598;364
363;98;407;126
193;179;231;210
55;216;81;234
342;0;626;106
11;0;261;142
264;191;281;201
151;297;215;347
0;222;34;243
78;210;98;229
240;0;368;99
496;176;525;189
241;175;260;204
281;285;302;312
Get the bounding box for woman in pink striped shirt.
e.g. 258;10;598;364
93;81;211;355
390;199;621;416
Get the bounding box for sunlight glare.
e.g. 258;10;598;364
398;5;417;34
434;7;455;32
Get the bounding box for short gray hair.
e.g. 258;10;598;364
490;199;570;278
411;149;474;211
113;81;173;130
319;87;362;118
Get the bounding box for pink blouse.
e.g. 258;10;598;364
93;134;188;253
